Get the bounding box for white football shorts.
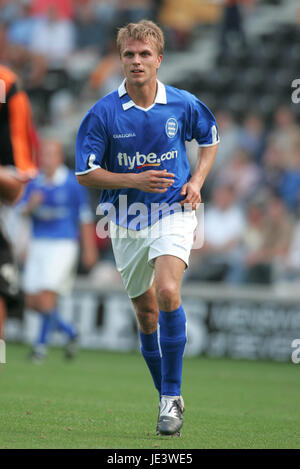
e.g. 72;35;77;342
23;239;79;295
110;210;197;299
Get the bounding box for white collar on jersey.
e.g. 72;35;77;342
118;79;167;111
39;164;69;186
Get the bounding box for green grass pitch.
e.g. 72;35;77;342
0;343;299;449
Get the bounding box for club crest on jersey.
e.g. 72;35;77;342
165;118;178;139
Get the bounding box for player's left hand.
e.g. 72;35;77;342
180;182;201;210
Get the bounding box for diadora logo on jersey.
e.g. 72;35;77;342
117;150;178;169
165;118;178;138
113;132;136;139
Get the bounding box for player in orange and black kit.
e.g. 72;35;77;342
0;64;37;339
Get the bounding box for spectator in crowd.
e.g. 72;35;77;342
202;109;240;201
158;0;201;50
284;217;300;283
29;3;75;70
87;39;123;98
64;0;109;89
212;109;240;173
268;106;300;167
31;0;74;19
241;199;271;284
217;0;253;62
74;1;106;55
242;195;295;284
118;0;154;23
215;147;262;204
94;0;121;37
0;21;5;57
152;0;163;21
20;138;98;361
238;113;266;164
6;0;36;49
0;0;21;26
261;139;284;196
187;184;245;283
2;42;47;90
278;148;300;213
0;8;47;91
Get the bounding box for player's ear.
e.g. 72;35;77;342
157;54;163;69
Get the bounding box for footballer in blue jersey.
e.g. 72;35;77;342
21;139;98;362
76;80;219;228
76;20;219;437
22;164;93;240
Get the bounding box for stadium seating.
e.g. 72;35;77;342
169;21;298;123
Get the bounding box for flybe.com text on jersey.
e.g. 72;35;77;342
117;150;178;169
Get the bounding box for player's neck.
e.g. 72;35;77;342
125;78;157;109
43;168;57;181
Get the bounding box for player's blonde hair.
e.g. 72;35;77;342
117;20;165;56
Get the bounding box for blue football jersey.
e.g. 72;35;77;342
20;165;93;239
75;79;219;229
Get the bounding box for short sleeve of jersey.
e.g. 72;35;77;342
186;94;220;147
75;110;108;175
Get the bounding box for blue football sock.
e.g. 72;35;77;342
36;313;53;346
158;305;187;397
139;330;162;397
51;311;76;339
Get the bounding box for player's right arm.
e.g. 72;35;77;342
75;110;174;193
76;167;174;193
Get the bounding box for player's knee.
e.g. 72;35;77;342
25;294;40;311
156;284;179;311
136;309;158;334
38;291;57;313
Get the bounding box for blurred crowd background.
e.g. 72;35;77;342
1;0;300;289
